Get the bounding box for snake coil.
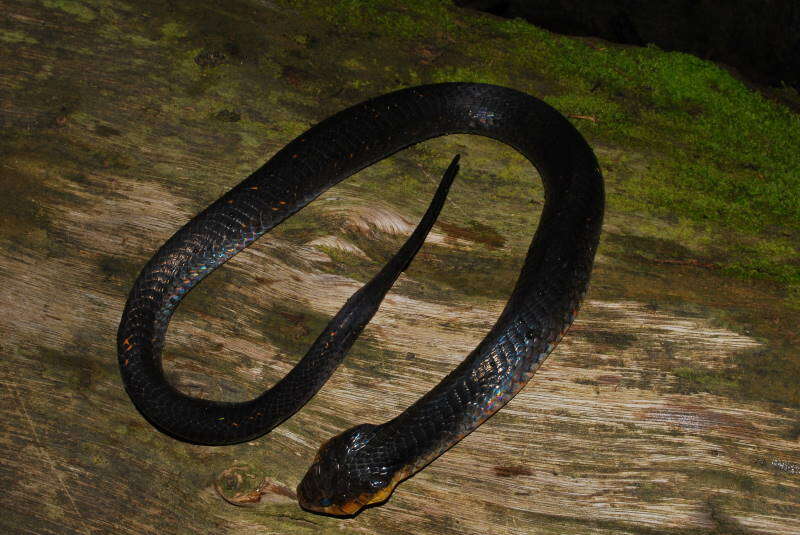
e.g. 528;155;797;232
118;82;604;515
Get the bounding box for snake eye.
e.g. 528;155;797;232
319;497;333;507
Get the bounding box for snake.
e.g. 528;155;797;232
117;82;604;516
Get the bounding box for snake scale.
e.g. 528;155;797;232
117;82;604;515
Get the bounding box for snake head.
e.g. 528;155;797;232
297;423;401;516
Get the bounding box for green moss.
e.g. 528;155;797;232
663;311;800;404
578;329;637;350
788;284;800;310
0;169;48;242
498;27;800;229
734;348;800;406
630;481;675;503
281;0;799;303
0;29;38;44
430;66;510;87
362;235;520;302
303;0;455;40
786;423;800;441
437;219;507;249
159;21;189;40
690;469;756;493
722;238;800;284
255;302;332;356
42;0;96;22
672;366;739;397
340;57;367;71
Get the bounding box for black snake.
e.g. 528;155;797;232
117;82;604;515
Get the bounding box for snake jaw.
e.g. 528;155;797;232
315;496;364;516
359;470;405;506
338;482;399;516
299;471;404;516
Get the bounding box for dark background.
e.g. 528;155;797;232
457;0;800;94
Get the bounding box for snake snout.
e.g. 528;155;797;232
296;461;335;513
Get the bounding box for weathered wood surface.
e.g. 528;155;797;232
1;1;798;534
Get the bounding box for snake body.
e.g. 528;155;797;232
117;83;604;515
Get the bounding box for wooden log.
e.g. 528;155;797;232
1;1;798;534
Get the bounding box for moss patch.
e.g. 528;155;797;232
671;366;739;397
0;29;37;44
285;0;799;307
42;0;96;22
256;301;332;357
